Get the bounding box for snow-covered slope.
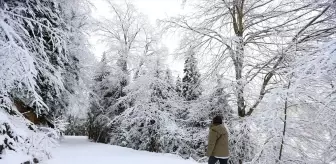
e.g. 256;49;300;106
47;136;202;164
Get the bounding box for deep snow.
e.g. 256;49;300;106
47;136;201;164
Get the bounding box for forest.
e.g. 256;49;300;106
0;0;335;164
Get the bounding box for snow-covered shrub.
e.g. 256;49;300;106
26;127;60;161
0;105;61;163
0;108;30;163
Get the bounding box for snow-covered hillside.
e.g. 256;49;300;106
47;136;202;164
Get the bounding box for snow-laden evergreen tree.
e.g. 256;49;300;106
61;0;95;137
2;0;67;116
182;48;202;101
64;115;87;136
208;75;232;119
164;69;174;87
87;53;116;143
109;53;186;153
0;0;93;162
175;75;183;97
31;0;68;118
33;0;93;119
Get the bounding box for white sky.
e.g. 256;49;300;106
89;0;188;76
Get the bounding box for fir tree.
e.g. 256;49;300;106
164;69;174;87
209;75;232;119
87;53;115;143
182;48;202;101
175;75;183;97
0;0;89;162
110;56;182;153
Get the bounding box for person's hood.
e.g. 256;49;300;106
210;124;226;135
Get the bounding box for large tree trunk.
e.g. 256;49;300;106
234;36;245;117
231;0;245;118
233;5;246;162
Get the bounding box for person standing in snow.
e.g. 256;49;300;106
207;116;229;164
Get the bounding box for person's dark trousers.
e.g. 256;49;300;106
208;156;228;164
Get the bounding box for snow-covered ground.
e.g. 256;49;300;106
47;136;201;164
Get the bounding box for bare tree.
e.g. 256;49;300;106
97;0;149;88
162;0;336;117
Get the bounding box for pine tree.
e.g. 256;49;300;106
182;48;202;101
61;0;95;134
0;0;88;162
110;56;182;153
209;76;233;119
87;53;116;143
23;0;69;118
164;69;174;86
175;75;183;97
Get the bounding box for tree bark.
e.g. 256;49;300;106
232;0;245;117
279;81;291;161
235;37;245;117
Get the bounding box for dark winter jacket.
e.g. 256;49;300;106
207;124;229;157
